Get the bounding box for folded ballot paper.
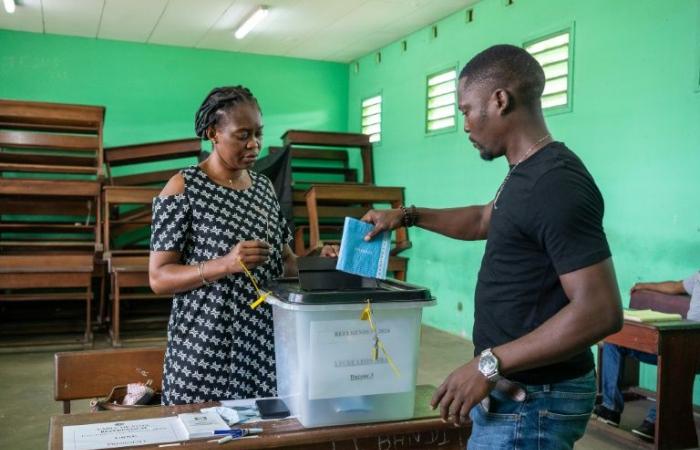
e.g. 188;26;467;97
336;217;391;279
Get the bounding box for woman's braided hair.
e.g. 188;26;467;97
194;86;261;140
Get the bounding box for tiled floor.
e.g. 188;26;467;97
0;325;696;449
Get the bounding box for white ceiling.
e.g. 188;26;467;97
0;0;478;62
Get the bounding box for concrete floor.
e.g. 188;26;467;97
0;325;689;449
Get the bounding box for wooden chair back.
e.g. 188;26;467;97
104;138;202;186
269;145;358;186
281;130;374;184
0;179;101;253
0;253;94;289
102;186;160;260
54;347;165;413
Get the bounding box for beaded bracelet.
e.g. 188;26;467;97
400;204;418;227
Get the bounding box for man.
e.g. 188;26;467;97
361;44;623;449
593;271;700;442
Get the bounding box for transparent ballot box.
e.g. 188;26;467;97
267;278;435;427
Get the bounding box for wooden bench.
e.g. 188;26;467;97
269;145;358;186
0;254;94;346
104;138;202;186
54;347;165;413
0;99;105;179
101;138;200;344
0;178;102;253
281;130;374;185
102;186;167;346
0;99;105;347
0;98;105;253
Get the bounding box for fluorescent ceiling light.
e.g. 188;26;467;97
234;6;268;40
3;0;16;14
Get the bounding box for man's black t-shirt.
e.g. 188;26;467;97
473;141;611;385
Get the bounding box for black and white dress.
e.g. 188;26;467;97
150;166;291;405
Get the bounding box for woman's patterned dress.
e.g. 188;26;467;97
151;166;290;404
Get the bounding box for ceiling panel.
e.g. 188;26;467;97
236;0;360;55
1;0;479;62
196;0;366;55
148;0;234;47
98;0;168;42
43;0;104;37
0;0;43;33
330;0;422;35
194;0;269;53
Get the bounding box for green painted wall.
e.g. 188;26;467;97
348;0;700;400
0;30;349;160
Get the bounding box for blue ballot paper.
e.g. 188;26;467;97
336;217;391;279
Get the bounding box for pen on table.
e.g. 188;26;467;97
158;443;182;447
213;427;263;437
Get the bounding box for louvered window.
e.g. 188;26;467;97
361;95;382;143
525;31;571;110
426;69;457;132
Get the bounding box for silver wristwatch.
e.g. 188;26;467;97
478;348;502;382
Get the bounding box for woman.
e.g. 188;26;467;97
149;86;334;404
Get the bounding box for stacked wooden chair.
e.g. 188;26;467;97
102;138;202;346
280;130;411;280
0;99;105;347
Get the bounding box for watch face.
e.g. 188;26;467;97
479;354;497;373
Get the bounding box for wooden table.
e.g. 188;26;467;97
602;319;700;450
49;386;470;450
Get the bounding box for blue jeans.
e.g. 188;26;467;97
600;343;658;422
467;370;596;450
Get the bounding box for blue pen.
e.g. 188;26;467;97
213;427;263;437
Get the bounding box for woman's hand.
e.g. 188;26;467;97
226;240;270;273
320;244;339;257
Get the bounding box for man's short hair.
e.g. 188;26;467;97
459;44;545;107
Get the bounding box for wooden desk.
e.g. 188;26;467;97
602;320;700;450
49;386;469;450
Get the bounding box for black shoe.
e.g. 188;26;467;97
592;404;621;427
632;420;655;442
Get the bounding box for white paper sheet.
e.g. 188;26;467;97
62;416;187;450
308;318;414;400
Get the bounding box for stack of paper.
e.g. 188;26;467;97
62;417;187;450
623;309;682;323
176;411;229;439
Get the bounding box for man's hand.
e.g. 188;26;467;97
361;208;403;241
630;282;648;295
629;280;685;296
430;358;495;426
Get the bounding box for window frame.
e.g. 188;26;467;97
523;23;575;116
425;65;459;136
361;92;383;145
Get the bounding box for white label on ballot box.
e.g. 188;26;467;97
308;318;413;400
62;417;187;450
